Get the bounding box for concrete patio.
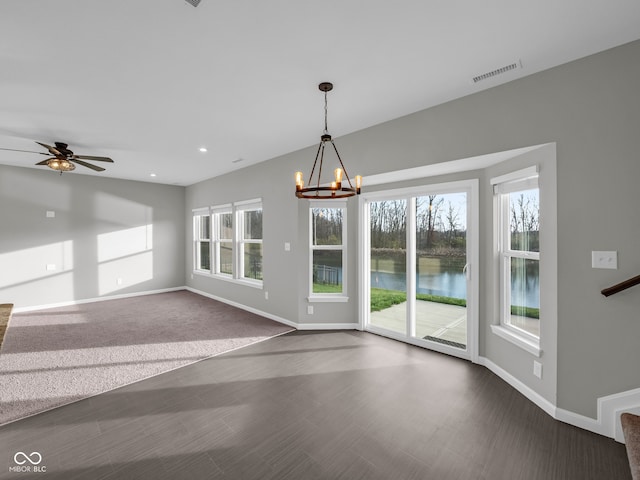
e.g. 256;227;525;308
370;300;540;348
370;300;467;347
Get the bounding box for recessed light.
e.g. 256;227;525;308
199;147;208;153
150;173;157;177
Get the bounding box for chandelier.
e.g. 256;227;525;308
295;82;361;199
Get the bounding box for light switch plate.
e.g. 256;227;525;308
591;251;617;269
533;360;542;379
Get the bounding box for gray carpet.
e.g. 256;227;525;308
0;303;11;349
0;290;294;425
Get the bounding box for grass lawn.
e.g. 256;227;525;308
315;285;540;319
370;288;466;312
370;288;539;318
313;284;343;294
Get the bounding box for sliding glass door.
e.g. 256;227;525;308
362;180;478;361
369;199;407;335
413;192;468;348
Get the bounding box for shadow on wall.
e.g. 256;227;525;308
0;168;158;307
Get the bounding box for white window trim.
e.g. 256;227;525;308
491;166;542;356
191;200;263;289
308;200;348;302
212;204;233;278
236;200;263;285
490;165;538;188
358;179;479;363
192;207;212;274
490;324;541;357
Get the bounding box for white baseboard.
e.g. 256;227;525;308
13;288;640;443
296;323;360;330
14;285;359;331
479;355;640;443
478;356;557;419
554;407;605;436
599;388;640;442
185;287;298;329
12;286;186;313
186;287;360;331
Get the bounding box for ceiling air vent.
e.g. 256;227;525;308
472;60;522;84
184;0;201;7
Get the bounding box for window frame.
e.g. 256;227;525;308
236;199;263;285
192;208;212;274
211;204;233;278
308;200;348;302
192;199;263;289
491;166;542;356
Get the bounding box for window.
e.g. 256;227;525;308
193;209;211;272
193;200;263;287
212;205;233;276
492;166;540;349
236;200;263;282
309;201;347;300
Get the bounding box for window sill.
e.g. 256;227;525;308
307;295;349;303
490;324;542;357
234;278;264;289
192;271;263;289
193;270;212;277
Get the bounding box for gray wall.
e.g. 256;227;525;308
0;165;185;308
186;39;640;418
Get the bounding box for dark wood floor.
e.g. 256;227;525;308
0;330;631;479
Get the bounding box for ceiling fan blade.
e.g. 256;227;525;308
72;159;106;172
73;155;114;163
0;147;49;155
35;158;55;165
35;141;62;156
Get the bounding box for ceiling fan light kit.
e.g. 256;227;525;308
295;82;362;200
47;158;75;172
0;141;114;175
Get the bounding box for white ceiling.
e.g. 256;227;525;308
1;1;639;186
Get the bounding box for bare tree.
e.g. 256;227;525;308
369;200;407;248
510;192;539;250
444;201;460;242
422;195;443;248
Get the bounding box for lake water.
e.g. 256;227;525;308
370;265;540;308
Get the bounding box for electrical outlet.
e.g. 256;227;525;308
117;278;123;286
46;210;55;218
533;360;542;379
592;251;617;269
284;242;291;251
46;264;56;271
307;305;314;315
265;291;269;300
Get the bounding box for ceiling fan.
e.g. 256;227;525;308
0;141;114;173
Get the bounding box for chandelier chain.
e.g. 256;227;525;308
324;91;329;134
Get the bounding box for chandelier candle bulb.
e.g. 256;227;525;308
355;175;362;193
334;168;343;188
295;171;304;191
